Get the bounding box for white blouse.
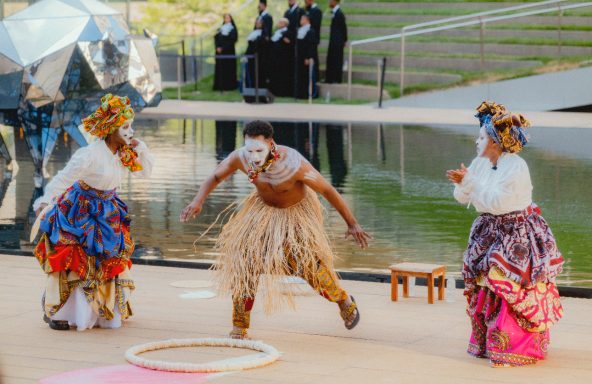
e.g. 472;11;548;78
33;139;154;211
453;153;533;215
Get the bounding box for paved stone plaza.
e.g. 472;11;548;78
1;254;591;384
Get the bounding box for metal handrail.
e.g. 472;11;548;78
346;0;590;99
352;0;566;47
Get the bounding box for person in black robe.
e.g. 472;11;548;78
284;0;305;97
245;19;268;89
326;0;348;84
304;0;323;82
296;15;318;99
269;18;294;97
284;0;305;36
213;14;238;91
254;0;273;87
257;0;273;40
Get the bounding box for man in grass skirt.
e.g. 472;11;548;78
181;120;371;339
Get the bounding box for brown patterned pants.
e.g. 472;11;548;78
232;257;348;329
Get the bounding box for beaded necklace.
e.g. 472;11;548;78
247;142;280;183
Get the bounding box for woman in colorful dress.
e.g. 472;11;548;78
447;101;564;367
33;94;154;331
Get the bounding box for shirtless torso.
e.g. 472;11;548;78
235;144;307;208
180;137;370;248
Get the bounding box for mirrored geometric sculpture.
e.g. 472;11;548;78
0;0;162;179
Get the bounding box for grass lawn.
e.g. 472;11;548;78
163;76;370;105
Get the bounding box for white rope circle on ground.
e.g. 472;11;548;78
125;338;281;373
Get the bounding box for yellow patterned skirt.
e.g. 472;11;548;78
214;189;343;313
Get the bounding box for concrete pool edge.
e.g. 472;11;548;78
3;250;590;299
137;100;592;129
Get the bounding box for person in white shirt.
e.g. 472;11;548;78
447;101;564;367
33;94;154;331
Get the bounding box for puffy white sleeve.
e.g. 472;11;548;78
132;139;154;178
33;146;90;211
469;158;532;215
453;158;479;205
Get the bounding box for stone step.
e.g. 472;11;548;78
320;55;543;71
317;82;390;101
350;69;462;85
348;14;591;26
323;27;592;41
346;1;592;14
346;2;528;11
323;41;592;57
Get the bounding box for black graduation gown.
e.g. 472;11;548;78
258;12;273;39
306;5;323;81
284;6;305;97
245;32;269;88
296;28;317;99
213;28;238;91
269;29;294;97
284;6;305;36
326;8;348;84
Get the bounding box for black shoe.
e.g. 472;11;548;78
43;314;70;331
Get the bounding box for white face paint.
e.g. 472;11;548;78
239;145;303;185
117;121;134;145
476;126;489;157
245;138;270;167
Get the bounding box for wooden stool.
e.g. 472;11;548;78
389;263;446;304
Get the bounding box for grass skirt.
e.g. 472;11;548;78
213;189;339;313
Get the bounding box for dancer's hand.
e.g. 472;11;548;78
35;203;48;217
180;201;203;222
130;138;140;148
346;223;373;249
446;163;467;184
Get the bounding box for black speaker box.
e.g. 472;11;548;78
242;88;274;104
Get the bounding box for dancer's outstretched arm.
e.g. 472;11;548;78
300;163;372;249
180;152;241;222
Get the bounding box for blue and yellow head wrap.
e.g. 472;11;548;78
475;101;531;154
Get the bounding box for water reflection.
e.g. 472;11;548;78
0;120;591;287
215;121;237;161
326;124;348;189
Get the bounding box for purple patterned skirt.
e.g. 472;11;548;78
463;204;563;287
463;204;564;367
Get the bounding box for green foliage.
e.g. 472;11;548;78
141;0;246;44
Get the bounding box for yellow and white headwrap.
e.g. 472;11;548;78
82;94;135;140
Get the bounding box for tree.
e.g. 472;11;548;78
141;0;245;43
